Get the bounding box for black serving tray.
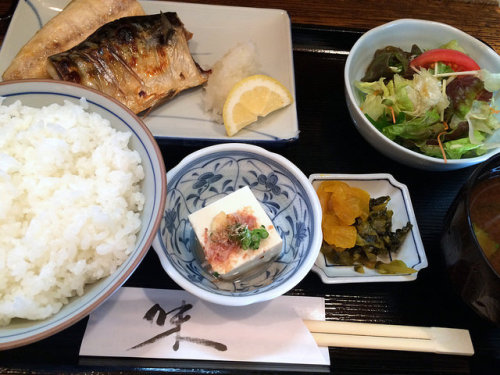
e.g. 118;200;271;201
1;25;499;375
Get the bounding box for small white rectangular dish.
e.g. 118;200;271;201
0;0;298;143
309;173;427;284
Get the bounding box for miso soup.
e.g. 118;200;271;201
469;175;500;274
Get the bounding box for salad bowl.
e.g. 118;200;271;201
152;143;323;306
344;19;500;171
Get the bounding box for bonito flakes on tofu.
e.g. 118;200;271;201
189;186;282;279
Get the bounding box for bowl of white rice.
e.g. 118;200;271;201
0;80;166;350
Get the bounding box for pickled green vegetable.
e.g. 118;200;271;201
321;196;414;274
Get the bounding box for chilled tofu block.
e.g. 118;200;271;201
188;186;283;279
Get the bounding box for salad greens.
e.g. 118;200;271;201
355;40;500;160
361;45;422;82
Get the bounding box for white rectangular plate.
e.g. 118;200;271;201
309;173;428;284
0;0;298;142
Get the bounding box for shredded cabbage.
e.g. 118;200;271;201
404;69;449;117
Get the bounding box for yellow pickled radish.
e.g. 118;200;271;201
222;74;293;136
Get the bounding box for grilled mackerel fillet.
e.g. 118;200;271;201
47;13;209;114
2;0;145;80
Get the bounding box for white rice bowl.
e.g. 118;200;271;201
0;98;145;326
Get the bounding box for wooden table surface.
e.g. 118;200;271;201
169;0;500;54
1;0;500;52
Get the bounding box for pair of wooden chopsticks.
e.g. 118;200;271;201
304;320;474;356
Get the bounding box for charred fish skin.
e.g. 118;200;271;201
48;13;209;114
2;0;145;81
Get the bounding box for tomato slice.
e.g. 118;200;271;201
409;49;480;72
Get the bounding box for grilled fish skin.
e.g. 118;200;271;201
2;0;145;80
47;13;209;114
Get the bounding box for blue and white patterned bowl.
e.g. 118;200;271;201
152;143;322;306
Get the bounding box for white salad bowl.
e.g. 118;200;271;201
152;143;323;306
309;173;427;284
344;19;500;171
0;80;166;350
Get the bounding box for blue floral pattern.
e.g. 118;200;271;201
155;150;318;296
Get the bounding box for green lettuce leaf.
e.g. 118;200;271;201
416;132;486;159
466;100;500;143
355;78;389;96
438;40;466;53
478;70;500;92
381;109;442;141
366;110;405;131
361;94;386;122
392;74;414;112
444;133;486;159
431;62;455;75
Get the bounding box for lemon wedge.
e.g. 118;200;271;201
222;74;293;136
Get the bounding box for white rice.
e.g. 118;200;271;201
0;98;145;325
203;41;259;123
